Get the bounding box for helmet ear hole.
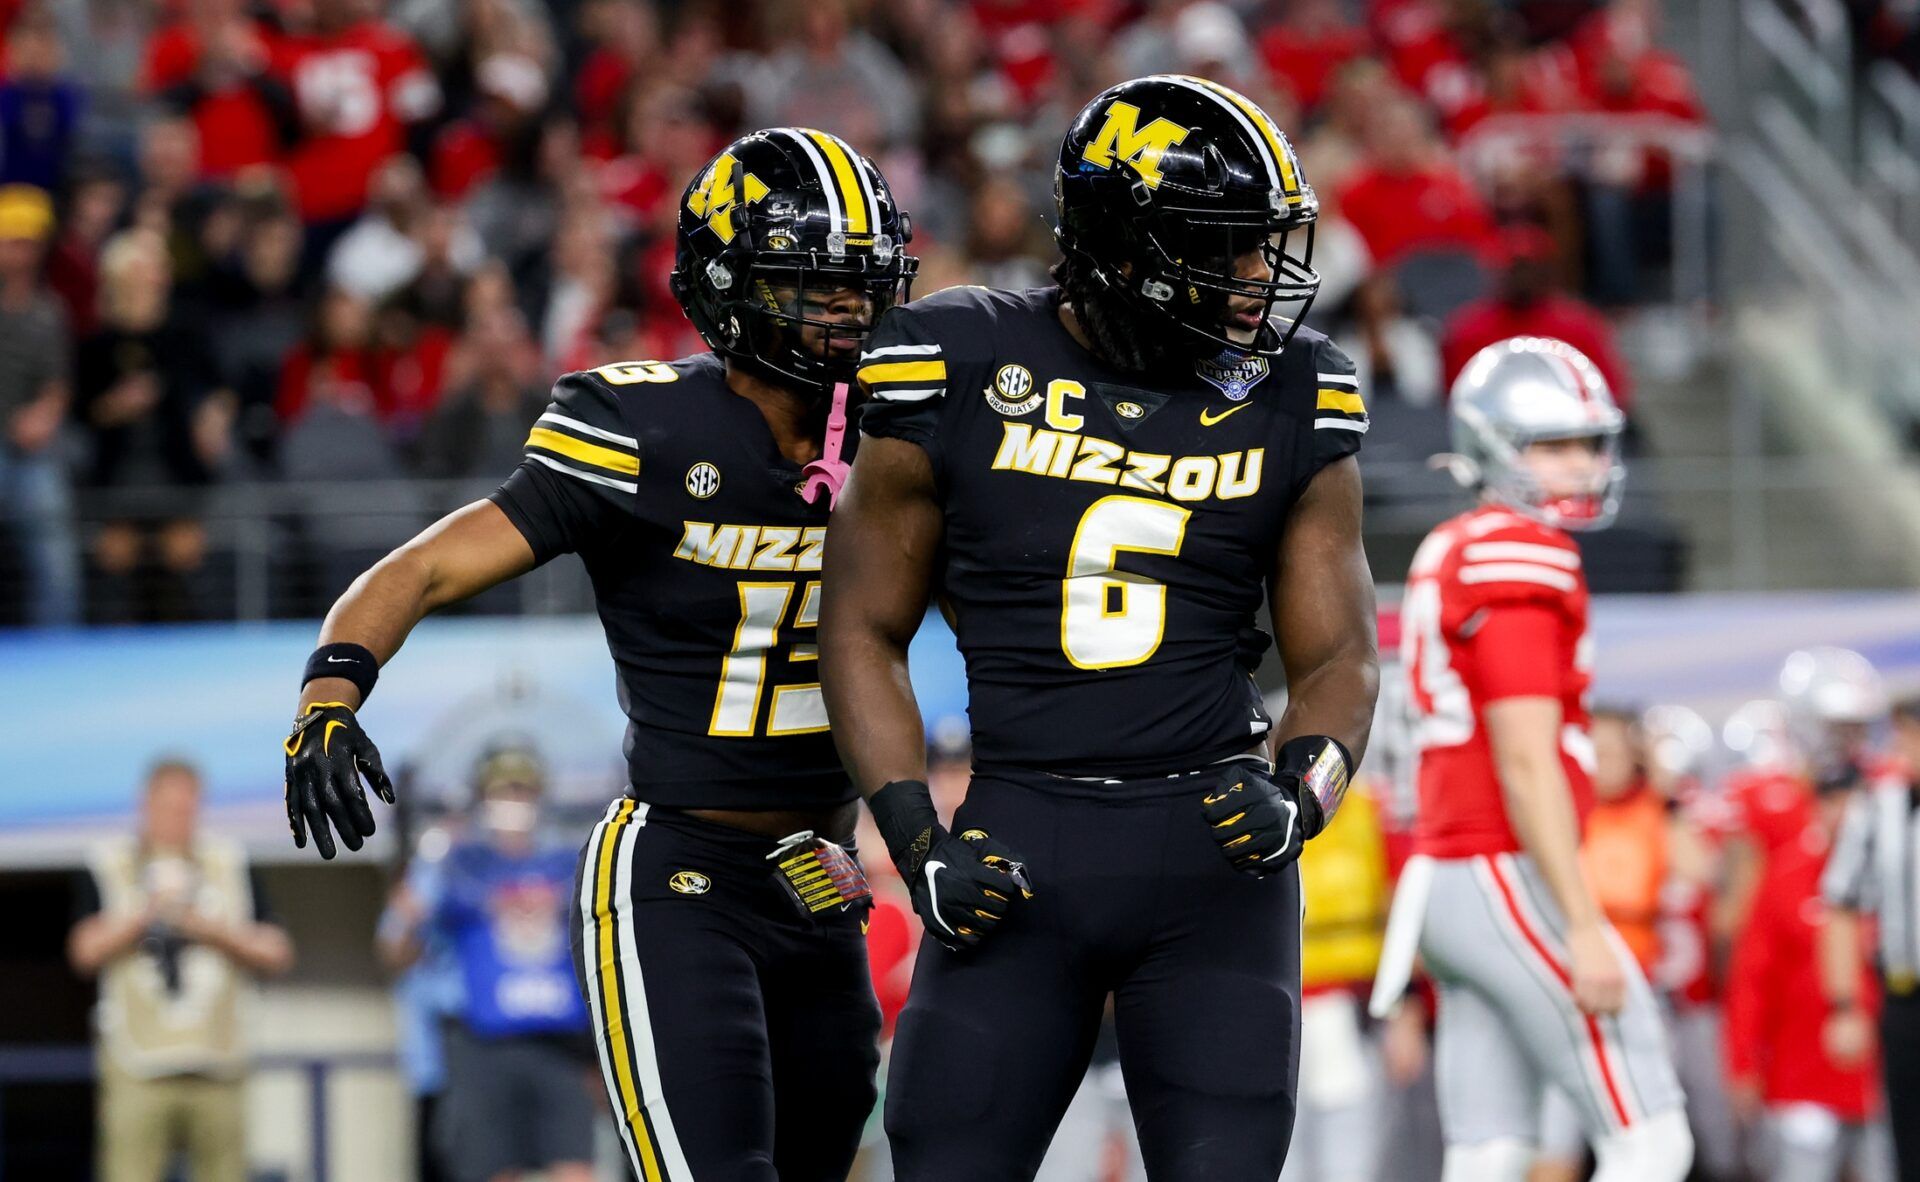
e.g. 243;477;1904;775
1201;144;1228;191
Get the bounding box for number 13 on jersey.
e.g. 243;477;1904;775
710;580;825;736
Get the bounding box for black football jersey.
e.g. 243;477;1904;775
857;285;1366;777
489;354;849;810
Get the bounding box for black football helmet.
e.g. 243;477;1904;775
1056;74;1319;358
672;128;917;394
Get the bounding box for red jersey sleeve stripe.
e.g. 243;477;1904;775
1462;541;1581;568
1458;562;1578;591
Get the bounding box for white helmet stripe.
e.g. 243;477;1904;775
822;130;881;235
774;127;843;232
1151;74;1280;190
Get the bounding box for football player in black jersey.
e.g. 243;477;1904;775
281;129;916;1181
820;75;1381;1180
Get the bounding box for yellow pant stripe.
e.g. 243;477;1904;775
593;801;665;1182
527;427;640;476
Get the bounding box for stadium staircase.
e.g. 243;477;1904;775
1649;0;1920;589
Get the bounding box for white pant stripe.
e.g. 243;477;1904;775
579;803;647;1177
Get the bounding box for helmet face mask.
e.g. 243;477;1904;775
673;130;916;396
1056;75;1321;365
1132;213;1319;354
731;255;912;389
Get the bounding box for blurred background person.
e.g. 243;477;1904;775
410;743;596;1182
1643;703;1745;1182
378;818;467;1182
0;182;76;626
1283;773;1395;1182
75;225;231;623
1725;736;1893;1182
66;758;293;1182
1821;694;1920;1182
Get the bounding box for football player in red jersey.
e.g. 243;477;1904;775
1382;337;1692;1182
272;0;440;226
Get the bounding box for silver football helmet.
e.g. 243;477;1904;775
1641;703;1716;789
1779;646;1887;729
1446;336;1626;530
1722;699;1799;772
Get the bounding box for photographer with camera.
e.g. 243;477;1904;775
67;757;292;1182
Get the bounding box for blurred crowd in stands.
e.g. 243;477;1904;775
0;0;1726;627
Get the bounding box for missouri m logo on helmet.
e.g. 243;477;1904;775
671;128;918;396
686;152;769;244
1056;75;1321;360
1081;101;1191;189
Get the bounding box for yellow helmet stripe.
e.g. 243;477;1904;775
804;129;870;234
775;127;843;231
1171;74;1301;197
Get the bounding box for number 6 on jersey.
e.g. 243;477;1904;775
1061;495;1191;670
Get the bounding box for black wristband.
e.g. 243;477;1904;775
867;779;939;875
1276;735;1354;838
302;643;380;703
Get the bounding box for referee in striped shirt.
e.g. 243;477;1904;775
1820;694;1920;1182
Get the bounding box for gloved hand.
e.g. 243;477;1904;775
1202;736;1354;877
1202;764;1317;876
284;702;394;859
868;779;1032;950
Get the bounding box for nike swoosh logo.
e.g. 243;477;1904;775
924;860;954;935
323;720;348;757
1261;800;1299;862
325;655;355;663
1200;404;1250;427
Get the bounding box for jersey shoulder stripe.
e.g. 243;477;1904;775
520;365;666;494
1306;331;1368;434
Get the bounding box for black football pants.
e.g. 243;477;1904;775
885;764;1304;1181
571;800;881;1182
1884;989;1920;1182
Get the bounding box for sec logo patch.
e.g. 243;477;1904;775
669;870;712;895
685;462;721;499
985;364;1042;416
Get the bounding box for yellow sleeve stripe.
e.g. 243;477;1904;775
805;130;869;234
526;426;641;476
858;359;947;385
1317;388;1367;415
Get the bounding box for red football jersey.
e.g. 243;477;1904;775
273;20;439;221
1404;505;1595;857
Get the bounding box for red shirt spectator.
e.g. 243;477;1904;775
1440;225;1634;411
272;11;439;222
143;16;290;178
1336;95;1497;267
1257;0;1371;113
1724;807;1881;1123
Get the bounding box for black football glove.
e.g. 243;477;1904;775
869;779;1032;951
284;702;393;859
1202;737;1354;877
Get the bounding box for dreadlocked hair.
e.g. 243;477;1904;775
1050;253;1197;377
